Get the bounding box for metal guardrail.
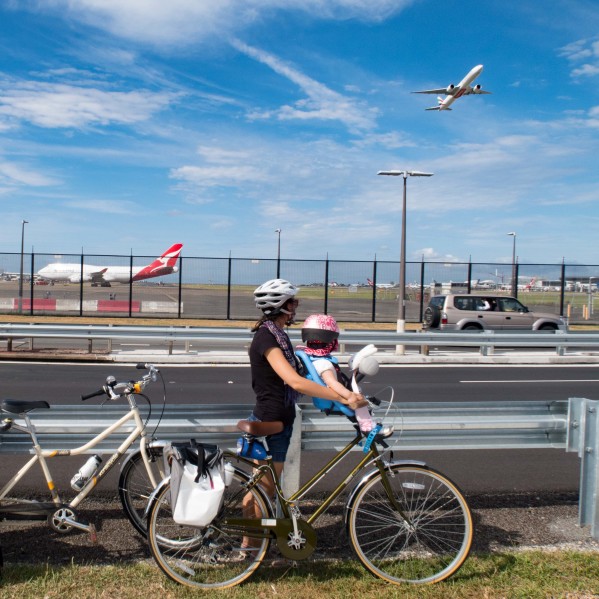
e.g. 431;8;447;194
0;323;597;355
1;398;597;538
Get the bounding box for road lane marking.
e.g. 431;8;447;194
461;379;599;383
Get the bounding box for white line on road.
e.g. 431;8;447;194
461;379;599;383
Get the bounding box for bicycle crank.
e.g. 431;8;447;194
48;507;97;543
274;519;317;560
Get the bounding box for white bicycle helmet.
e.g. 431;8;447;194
254;279;298;315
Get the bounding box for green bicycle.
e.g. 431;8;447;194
145;348;473;589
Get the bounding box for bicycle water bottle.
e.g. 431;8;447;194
71;455;102;491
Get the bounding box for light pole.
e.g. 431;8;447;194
378;170;433;354
18;219;28;314
274;229;281;278
507;232;517;296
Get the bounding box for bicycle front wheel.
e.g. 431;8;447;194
348;464;473;585
147;466;272;590
118;446;165;536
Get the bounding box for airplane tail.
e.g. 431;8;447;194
426;96;451;111
132;243;183;281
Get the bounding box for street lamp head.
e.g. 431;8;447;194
378;170;434;177
507;232;516;237
275;228;281;234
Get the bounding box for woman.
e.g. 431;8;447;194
248;278;365;496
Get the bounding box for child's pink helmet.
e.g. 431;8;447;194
301;314;339;356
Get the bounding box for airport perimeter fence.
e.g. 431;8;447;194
2;251;599;324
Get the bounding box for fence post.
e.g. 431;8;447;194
177;255;183;319
226;254;232;320
324;255;329;315
371;257;377;322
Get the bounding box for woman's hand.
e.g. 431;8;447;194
347;391;367;409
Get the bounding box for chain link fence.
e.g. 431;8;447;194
1;252;597;323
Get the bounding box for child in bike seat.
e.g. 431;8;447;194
297;314;378;435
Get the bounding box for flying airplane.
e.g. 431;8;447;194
412;64;491;111
37;243;183;287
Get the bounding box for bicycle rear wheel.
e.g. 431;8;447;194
147;465;272;590
348;464;473;584
118;446;165;536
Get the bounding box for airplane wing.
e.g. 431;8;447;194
89;268;108;284
412;88;451;95
460;87;492;96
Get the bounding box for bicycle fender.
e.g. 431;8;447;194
343;460;427;531
144;475;171;521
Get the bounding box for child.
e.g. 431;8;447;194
298;313;378;434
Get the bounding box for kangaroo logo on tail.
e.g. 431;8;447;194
133;243;183;281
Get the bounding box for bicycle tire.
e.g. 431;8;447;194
348;464;473;585
147;465;272;590
118;446;165;536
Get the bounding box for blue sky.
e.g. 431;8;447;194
1;0;599;265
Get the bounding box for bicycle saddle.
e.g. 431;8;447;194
1;399;50;415
236;420;283;437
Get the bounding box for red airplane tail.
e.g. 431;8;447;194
132;243;183;281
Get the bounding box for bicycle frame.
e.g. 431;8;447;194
225;430;406;536
0;394;160;512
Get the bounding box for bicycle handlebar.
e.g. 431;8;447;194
81;388;106;401
80;364;159;401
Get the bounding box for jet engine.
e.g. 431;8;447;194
473;84;482;93
446;84;455;93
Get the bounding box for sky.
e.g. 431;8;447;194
1;0;599;265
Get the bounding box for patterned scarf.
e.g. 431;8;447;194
262;320;300;407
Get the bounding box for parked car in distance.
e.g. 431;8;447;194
423;294;567;331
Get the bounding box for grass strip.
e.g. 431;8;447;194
1;551;598;599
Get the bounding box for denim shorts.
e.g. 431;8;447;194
247;413;294;463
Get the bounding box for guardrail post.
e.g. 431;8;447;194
481;330;495;356
581;401;598;539
567;397;599;540
281;404;302;498
555;330;566;356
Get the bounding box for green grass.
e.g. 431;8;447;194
1;551;598;599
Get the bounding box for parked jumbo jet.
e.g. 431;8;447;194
412;64;491;111
37;243;183;287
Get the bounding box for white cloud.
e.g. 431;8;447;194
196;146;252;164
0;81;177;129
24;1;413;46
416;248;462;262
571;64;599;77
170;165;268;188
0;161;58;186
62;199;137;214
558;37;599;78
232;40;377;132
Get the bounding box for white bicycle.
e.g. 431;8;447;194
0;363;168;540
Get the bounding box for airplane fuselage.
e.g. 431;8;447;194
37;243;183;286
437;64;483;110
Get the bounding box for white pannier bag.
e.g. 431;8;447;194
166;440;226;528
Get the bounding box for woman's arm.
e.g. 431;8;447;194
320;369;364;409
265;347;364;405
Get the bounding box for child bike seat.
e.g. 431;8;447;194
295;350;355;418
1;399;50;415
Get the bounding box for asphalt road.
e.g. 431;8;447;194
0;362;594;496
